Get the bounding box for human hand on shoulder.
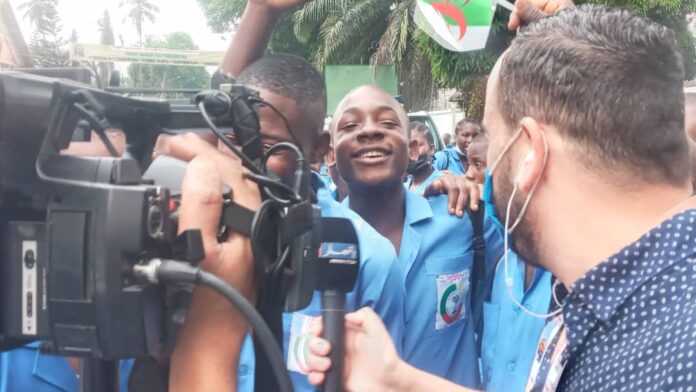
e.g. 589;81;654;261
423;173;481;217
508;0;574;30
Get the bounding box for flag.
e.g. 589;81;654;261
414;0;496;52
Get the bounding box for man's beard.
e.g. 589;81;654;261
492;156;544;267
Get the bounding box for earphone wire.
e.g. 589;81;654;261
502;130;563;319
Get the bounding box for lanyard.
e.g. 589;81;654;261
525;314;569;392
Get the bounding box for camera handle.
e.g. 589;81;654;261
79;357;120;392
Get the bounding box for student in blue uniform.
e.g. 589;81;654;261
434;119;481;175
157;53;405;392
478;174;553;392
464;132;488;185
0;344;133;392
404;121;443;195
331;85;479;387
457;128;554;392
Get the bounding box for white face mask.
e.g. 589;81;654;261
491;127;562;319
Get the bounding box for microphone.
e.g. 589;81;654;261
316;217;360;392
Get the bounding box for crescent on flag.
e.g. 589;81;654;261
414;0;496;52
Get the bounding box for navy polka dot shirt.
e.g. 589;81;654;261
560;209;696;391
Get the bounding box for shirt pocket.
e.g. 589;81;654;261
480;302;501;385
424;253;473;338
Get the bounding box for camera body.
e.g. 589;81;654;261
0;72;182;358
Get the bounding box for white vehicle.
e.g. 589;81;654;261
408;110;464;151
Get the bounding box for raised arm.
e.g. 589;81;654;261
221;0;309;77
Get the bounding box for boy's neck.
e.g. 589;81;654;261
410;166;434;188
349;182;406;253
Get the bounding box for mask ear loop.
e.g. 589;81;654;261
507;130;549;233
502;131;563;319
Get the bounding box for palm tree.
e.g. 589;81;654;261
19;0;59;35
120;0;159;47
293;0;437;109
98;10;116;46
96;10;116;87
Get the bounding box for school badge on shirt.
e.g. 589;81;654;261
287;313;316;374
435;270;469;330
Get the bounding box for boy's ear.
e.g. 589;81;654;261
311;131;331;166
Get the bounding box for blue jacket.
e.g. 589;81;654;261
385;191;479;387
0;343;133;392
433;147;467;175
479;213;552;392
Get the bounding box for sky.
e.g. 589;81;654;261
11;0;231;51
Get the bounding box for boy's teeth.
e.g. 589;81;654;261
364;151;384;158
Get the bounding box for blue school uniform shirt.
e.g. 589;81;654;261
342;190;479;387
0;342;133;392
479;212;552;392
404;170;444;196
433;147;467;175
237;174;405;392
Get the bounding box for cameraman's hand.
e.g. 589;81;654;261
508;0;574;30
153;132;218;162
170;149;261;392
423;173;481;217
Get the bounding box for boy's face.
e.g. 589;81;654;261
332;86;409;190
465;142;488;184
219;87;325;180
456;124;478;151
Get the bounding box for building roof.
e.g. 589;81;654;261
0;0;32;68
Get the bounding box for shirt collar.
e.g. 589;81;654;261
448;148;462;162
404;190;433;225
32;345;77;392
566;209;696;324
341;189;432;225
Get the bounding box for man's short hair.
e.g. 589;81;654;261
455;119;482;135
238;53;327;130
499;5;689;185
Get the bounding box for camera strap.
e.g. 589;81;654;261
220;200;256;237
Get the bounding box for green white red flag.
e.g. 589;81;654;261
414;0;507;52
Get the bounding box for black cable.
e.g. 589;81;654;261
251;97;303;152
197;101;261;173
134;259;293;392
246;172;301;205
72;103;119;157
263;142;307;201
197;101;302;204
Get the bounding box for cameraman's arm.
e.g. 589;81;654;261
170;153;261;391
221;0;308;77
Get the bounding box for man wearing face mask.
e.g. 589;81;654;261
405;121;443;195
304;5;696;392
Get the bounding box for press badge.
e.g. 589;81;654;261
525;314;569;392
435;270;470;330
287;313;316;374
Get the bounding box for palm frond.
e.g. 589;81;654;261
312;0;390;68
